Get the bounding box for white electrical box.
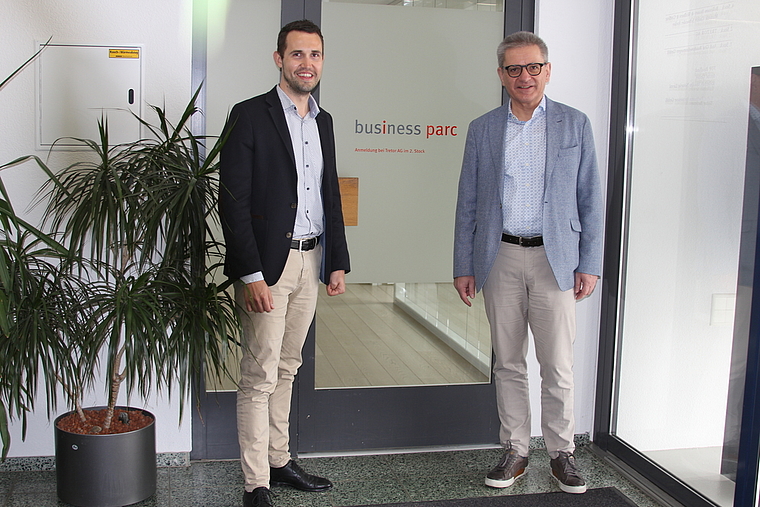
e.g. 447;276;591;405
37;43;143;149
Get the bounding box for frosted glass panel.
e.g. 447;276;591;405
316;0;501;388
320;1;501;283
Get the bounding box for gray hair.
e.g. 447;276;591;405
497;31;549;67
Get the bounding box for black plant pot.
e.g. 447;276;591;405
54;407;157;507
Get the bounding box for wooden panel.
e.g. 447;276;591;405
338;177;358;226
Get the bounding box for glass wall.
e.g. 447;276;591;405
315;0;502;388
611;1;760;505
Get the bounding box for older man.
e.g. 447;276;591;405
453;31;603;494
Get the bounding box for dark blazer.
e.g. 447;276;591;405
219;87;350;286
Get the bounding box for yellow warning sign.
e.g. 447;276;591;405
109;49;140;59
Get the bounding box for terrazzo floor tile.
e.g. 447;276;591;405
7;491;61;507
119;491;162;507
447;448;505;473
152;468;173;492
382;450;466;476
0;471;13;503
326;477;412;506
184;459;243;487
0;446;668;506
271;486;335;507
169;484;243;507
401;470;497;502
615;488;661;507
6;470;57;494
306;454;407;482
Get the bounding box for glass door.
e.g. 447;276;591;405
297;0;506;453
597;0;760;505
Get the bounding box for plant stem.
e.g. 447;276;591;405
56;374;86;423
104;345;126;430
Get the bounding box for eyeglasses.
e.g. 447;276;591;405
502;63;547;78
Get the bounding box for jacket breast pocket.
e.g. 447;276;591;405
558;145;580;166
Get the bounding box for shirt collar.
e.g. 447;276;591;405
507;95;547;122
276;85;320;119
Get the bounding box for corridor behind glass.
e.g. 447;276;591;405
315;282;490;388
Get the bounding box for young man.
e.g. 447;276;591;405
219;19;350;507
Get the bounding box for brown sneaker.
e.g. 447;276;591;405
485;447;529;488
550;451;587;494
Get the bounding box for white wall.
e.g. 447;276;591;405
1;0;195;456
531;0;614;437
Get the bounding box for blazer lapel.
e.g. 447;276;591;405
266;88;296;166
488;104;509;191
544;97;564;186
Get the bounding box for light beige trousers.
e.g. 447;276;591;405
482;242;576;459
235;245;321;491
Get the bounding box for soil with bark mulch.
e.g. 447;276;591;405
56;408;154;435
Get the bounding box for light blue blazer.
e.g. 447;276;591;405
453;96;603;293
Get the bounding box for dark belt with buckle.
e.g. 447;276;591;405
502;233;543;247
291;237;318;251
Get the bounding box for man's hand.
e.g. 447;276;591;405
244;280;274;313
326;270;346;296
454;276;476;307
574;272;598;301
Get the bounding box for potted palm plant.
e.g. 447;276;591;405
1;84;238;506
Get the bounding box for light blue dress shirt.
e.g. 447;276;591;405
502;96;547;238
277;86;325;240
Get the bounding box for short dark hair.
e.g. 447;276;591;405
497;31;548;67
277;19;324;57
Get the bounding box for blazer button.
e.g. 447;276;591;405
291;203;297;209
286;232;292;239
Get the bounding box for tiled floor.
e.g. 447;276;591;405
0;446;667;507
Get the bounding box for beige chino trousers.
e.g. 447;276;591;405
483;242;576;459
235;245;321;491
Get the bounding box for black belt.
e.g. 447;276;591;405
502;233;543;247
291;237;318;251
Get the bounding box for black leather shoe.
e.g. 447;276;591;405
243;487;273;507
270;460;332;491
